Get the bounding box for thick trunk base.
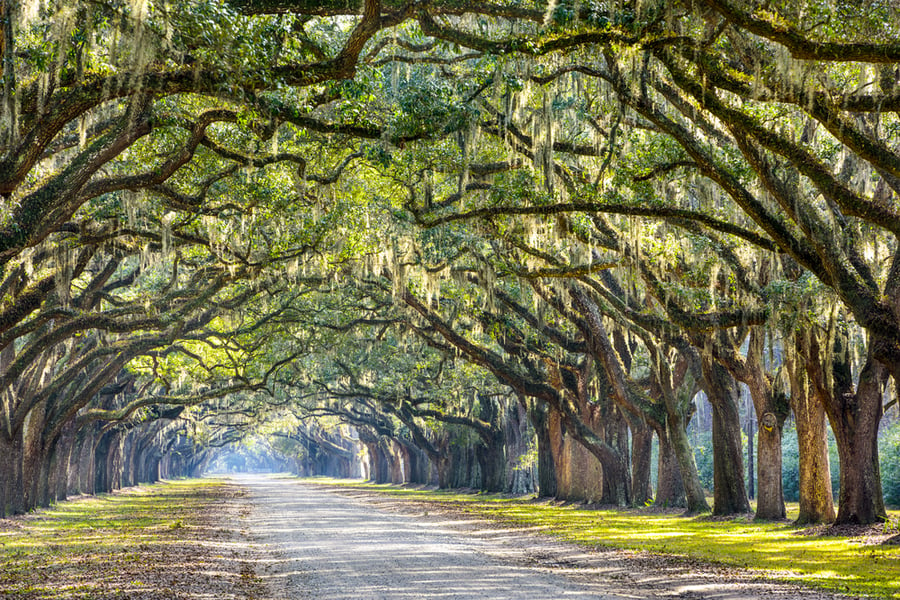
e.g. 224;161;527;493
755;423;786;520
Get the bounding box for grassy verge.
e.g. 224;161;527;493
305;477;900;599
0;479;261;600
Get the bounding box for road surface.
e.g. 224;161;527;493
232;474;840;600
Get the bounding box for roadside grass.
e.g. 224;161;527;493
304;477;900;599
0;479;257;599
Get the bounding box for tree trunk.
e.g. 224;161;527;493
138;449;162;484
120;433;137;488
755;418;785;519
786;337;835;524
702;358;751;515
93;430;113;493
794;392;836;524
0;430;25;516
448;440;479;488
476;396;507;493
803;326;887;524
405;445;430;484
652;347;708;513
21;399;48;511
746;410;754;500
385;439;404;484
369;442;390;483
505;397;536;495
35;419;76;507
66;428;85;496
742;330;788;520
70;425;97;496
667;414;707;513
547;404;606;502
631;419;653;505
600;408;631;506
395;444;411;483
435;454;453;489
108;431;125;491
476;437;506;493
655;429;686;507
36;438;56;508
601;451;630;507
707;328;786;519
147;454;161;483
527;400;558;498
831;359;887;524
51;422;77;503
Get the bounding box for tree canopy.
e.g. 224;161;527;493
1;0;899;525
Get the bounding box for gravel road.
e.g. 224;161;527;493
234;474;847;600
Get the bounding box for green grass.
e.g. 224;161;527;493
305;477;900;599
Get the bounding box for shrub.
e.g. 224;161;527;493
692;430;714;492
880;421;900;508
781;425;800;502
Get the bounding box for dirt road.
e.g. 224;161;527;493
235;474;843;600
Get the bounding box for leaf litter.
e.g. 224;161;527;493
0;480;265;599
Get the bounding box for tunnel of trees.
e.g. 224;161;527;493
2;0;900;526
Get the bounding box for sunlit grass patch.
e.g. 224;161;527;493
302;477;900;599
